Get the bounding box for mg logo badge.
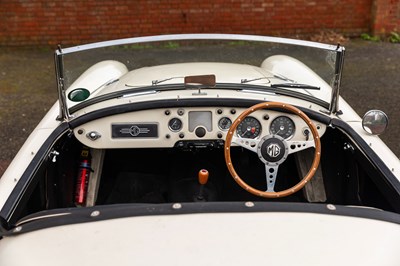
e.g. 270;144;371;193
267;143;281;158
120;125;150;137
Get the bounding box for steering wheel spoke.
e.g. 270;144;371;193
287;140;315;154
265;165;279;192
231;135;260;153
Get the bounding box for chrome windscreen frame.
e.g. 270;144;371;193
54;33;346;121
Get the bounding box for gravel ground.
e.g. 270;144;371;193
1;39;400;176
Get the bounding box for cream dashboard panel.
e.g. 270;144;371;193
73;107;326;149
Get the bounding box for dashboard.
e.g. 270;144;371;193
74;107;326;149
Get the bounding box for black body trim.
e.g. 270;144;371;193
331;118;400;211
0;123;70;223
2;202;400;236
69;98;331;129
69;83;330;114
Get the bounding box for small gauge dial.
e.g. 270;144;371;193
218;117;232;131
168;118;183;132
237;116;261;139
270;116;295;139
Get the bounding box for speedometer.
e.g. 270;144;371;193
270;116;295;139
237;117;261;139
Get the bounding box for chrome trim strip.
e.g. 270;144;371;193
16;212;71;227
58;33;342;54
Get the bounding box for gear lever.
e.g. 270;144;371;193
195;169;209;201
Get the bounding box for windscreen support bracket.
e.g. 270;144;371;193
55;45;72;121
329;45;346;114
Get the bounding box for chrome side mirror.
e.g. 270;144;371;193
362;110;388;135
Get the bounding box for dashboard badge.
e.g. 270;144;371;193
112;124;158;138
120;126;150;137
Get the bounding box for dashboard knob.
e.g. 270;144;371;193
195;127;206;138
86;131;101;141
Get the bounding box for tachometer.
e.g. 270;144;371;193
237;117;261;139
270;116;295;139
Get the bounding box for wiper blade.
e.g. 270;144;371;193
270;83;320;90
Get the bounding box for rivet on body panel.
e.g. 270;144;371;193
91;210;100;217
245;201;255;208
327;204;336;211
172;203;182;209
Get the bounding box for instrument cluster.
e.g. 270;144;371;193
165;107;323;142
74;106;325;149
216;115;295;139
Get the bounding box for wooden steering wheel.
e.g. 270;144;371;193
224;102;321;198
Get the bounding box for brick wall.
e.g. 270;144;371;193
372;0;400;34
0;0;398;46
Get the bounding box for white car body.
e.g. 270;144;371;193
1;34;399;265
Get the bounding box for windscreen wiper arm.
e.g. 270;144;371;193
270;83;320;90
151;76;184;86
124;76;185;88
241;73;295;84
241;77;270;84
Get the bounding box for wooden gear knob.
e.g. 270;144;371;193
198;169;209;185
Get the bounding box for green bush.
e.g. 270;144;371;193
360;33;380;42
389;32;400;43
